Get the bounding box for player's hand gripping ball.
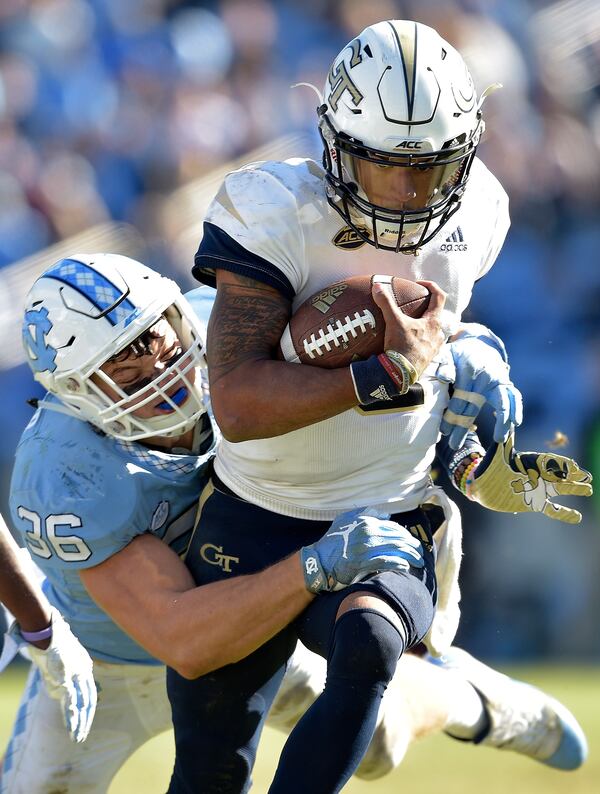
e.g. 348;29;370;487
278;275;430;368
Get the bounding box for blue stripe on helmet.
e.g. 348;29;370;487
43;259;137;326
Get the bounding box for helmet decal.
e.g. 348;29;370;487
22;307;57;374
390;20;418;122
326;39;364;113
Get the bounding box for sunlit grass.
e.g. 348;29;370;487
0;663;597;793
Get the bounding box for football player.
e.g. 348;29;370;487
0;512;96;743
6;253;587;793
3;251;428;793
182;18;592;794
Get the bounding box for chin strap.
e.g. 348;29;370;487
27;397;81;420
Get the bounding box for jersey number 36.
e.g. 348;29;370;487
17;506;91;563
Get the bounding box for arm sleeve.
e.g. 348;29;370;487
193;164;305;298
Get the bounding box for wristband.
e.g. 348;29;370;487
439;427;486;488
460;457;481;496
21;623;53;643
463;458;481;498
377;353;406;392
350;354;404;405
385;350;419;392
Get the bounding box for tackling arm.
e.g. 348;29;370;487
81;533;311;679
80;509;423;679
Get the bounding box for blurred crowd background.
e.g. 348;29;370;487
0;0;599;661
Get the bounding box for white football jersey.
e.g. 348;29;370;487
196;157;509;519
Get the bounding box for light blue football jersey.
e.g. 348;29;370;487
9;289;217;665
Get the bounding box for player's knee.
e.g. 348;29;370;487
360;570;436;649
330;608;405;686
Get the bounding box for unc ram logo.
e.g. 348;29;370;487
22;307;57;373
305;556;319;575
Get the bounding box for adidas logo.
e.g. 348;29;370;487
446;227;464;243
369;385;391;401
311;283;348;314
440;226;467;251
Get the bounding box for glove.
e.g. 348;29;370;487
439;324;523;450
8;608;97;742
468;432;593;524
300;508;424;593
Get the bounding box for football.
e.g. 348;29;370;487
277;274;430;368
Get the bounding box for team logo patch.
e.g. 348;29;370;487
310;284;348;314
22;307;57;373
151;500;170;531
200;543;240;573
333;226;367;250
305;556;319;575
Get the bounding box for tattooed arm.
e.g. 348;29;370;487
207;270;358;441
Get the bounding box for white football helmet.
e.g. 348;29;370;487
319;20;485;252
22;253;208;440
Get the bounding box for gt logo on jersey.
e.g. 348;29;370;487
22;307;57;373
200;543;240;573
311;283;348;314
333;226;367;250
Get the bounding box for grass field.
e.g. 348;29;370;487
0;663;598;793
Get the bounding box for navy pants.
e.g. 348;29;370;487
166;480;438;794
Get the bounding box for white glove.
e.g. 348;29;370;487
9;608;97;742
